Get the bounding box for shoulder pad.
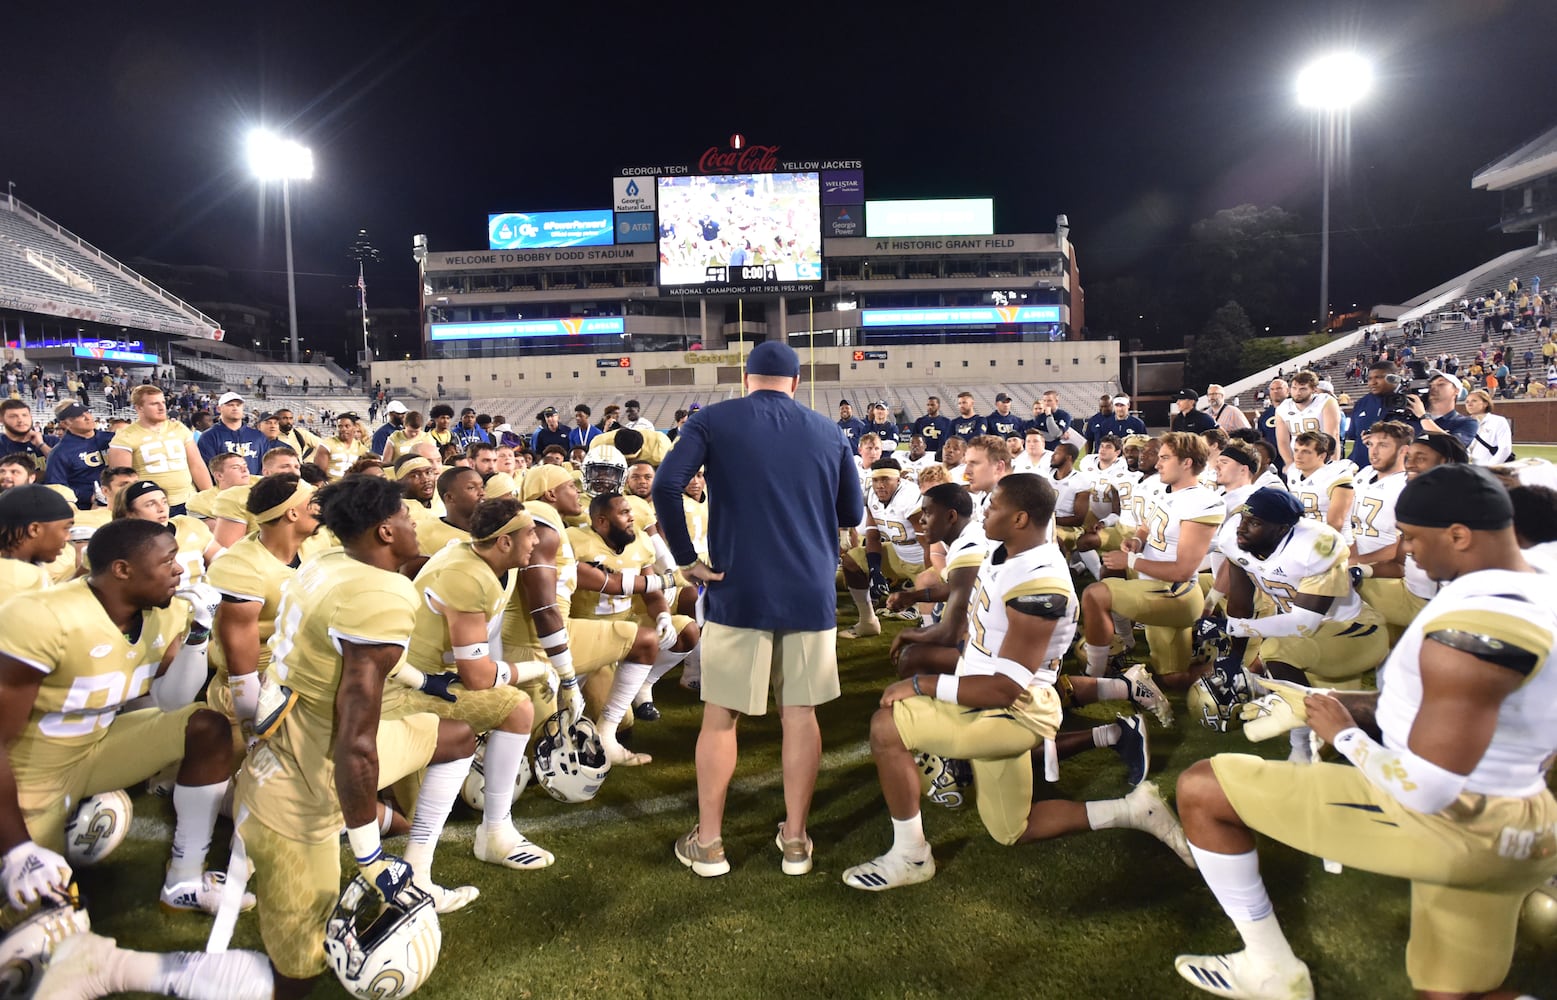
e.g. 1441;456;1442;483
1009;592;1069;619
1425;629;1541;676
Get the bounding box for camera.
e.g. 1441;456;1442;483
1379;373;1422;421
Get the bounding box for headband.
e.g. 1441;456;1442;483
394;456;434;480
253;481;315;525
474;510;535;542
869;468;902;480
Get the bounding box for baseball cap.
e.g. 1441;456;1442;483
537;406;557;419
1112;395;1130;406
689;402;701;411
1238;487;1304;526
386;400;408;414
1175;389;1200;401
338;411;360;422
1396;464;1512;530
257;412;277;423
217;391;244;406
838;399;853;408
461;407;477;416
870;400;889;410
493;423;513;435
53;401;89;420
1429;370;1466;397
995;392;1011;403
0;484;75;524
746;341;800;377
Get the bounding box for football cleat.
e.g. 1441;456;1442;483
1123;664;1173;727
1122;781;1195;869
474;824;555;871
145;764;177;798
325;875;442;1000
674;827;730;878
1174;950;1314;1000
633;701;661;722
419;880;479;915
29;929;120;1000
1112;714;1149;787
159;872;255;916
914;753;971;810
841;850;935;892
252;674;298;739
878;607;922;622
839;620;882;639
63;790;132;868
0;886;91;998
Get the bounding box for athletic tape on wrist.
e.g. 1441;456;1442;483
346;822;381;864
935;674;959;703
537;628;568;649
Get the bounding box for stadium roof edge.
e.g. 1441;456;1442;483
1471;122;1557;192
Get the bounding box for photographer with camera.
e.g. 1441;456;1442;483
1403;371;1478;449
1345;362;1406;471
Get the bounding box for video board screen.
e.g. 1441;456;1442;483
430;317;625;342
488;210;614;250
656;173;823;296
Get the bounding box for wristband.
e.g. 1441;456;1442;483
1126;550;1140;571
618;567;638;595
911;675;924;696
493;661;512;686
935;674;959;704
452;642;489;661
547;648;575;679
346;822;382;864
644;572;665;593
1205;588;1226;609
537;628;568;649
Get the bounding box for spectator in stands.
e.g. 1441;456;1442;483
1204;383;1250;433
864;401;899;453
570;405;602;450
371;399;407;454
1169;389;1215;434
1345;361;1398;470
426;404;456;448
911;395;952;458
491;416;521;449
531;406;569;456
596;404;621;433
197;391;268;475
0;399;50;472
836;400;866;453
1405;372;1478;448
1085;395;1145;447
1027;390;1072;446
106;385;210;516
622;399;656;434
43;401;112;510
986;392;1024;440
452;407;489;449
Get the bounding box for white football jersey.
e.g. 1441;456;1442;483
1010;452;1051;477
961;541;1077;691
1139;483;1225;581
1216;516;1364;623
1375;568;1557;797
1286;461;1356;537
1124;473;1164;532
1088;459;1140;521
1276;394;1334;437
941;521;990;582
1049;468;1095;523
1209;480;1264;577
1350;470;1407;557
867;479;925;565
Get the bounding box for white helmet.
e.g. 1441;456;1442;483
533;712;611;803
324;875;441;1000
459;736;533;812
581;446;628;497
0;891;90;999
1187;665;1257;732
63;791;132;867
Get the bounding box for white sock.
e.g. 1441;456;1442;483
1093;724;1121;748
403;756;473;880
1084;643;1112;677
890;814;927;855
167;780;228;884
228;673;260;724
1077;550;1102;578
599;661;654;739
849;587;878;623
1095;677;1128;702
637;647;690;705
482;731;528;830
1085;797;1127;830
1188;844;1298;965
1111;613;1136;649
146;948;275;1000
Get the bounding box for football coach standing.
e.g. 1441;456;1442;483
653;340;861;879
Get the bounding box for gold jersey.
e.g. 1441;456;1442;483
238;550;419;842
415;515;469;558
589;429;673;467
683;494;709;558
498;500;575;653
171;515;213;587
383;430;424;461
407;543;508;673
316;436;364;479
186;486;223;521
205;536;295;675
0;578;183;749
0;557;51;603
110;420;197;505
212;484;256;534
567;524;655;619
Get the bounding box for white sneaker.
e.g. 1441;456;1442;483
1124;664;1174;727
419;878;480;914
1174;949;1314;999
1122;782;1196;869
840;618;881;639
34;930;119;1000
842;849;935;892
159;871;255;915
474;823;555;870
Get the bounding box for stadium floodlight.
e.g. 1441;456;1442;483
1295;52;1372;110
1296;52;1372;333
247;129;312;363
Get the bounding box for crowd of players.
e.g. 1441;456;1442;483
0;369;1553;1000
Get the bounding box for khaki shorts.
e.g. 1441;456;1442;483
893;688;1061;846
1212;753;1557;993
1095;523;1129;552
1259;607;1389;685
701;622;839;716
846;545;925;583
1103;576;1202;627
13;704;201;852
1359;577;1432;630
237;713;438;981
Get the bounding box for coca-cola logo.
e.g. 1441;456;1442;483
697;144;781;174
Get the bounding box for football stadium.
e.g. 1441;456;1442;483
2;11;1557;1000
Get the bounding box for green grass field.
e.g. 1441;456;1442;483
86;607;1557;1000
1515;443;1557;463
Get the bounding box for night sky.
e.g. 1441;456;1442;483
3;0;1554;359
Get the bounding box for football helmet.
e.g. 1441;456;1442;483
1191;614;1230;664
324;874;441;1000
1187;659;1257;732
459;736;533;812
533;711;611;803
1521;874;1557;943
62;791;131;868
914;753;973;810
582;447;628;497
0;887;89;999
